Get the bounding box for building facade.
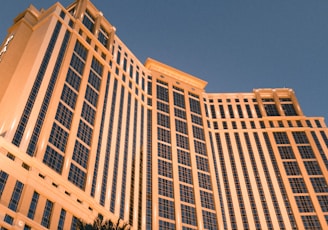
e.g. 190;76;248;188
0;0;328;229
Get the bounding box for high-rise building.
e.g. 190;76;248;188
0;0;327;229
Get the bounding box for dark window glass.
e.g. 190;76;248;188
41;200;53;228
43;146;64;173
28;191;39;219
8;181;24;211
68;163;86;189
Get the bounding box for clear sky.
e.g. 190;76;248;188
1;0;327;120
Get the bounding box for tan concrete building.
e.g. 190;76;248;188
0;0;328;229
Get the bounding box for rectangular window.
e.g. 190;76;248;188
58;209;66;230
28;191;39;219
292;131;309;144
0;171;9;198
55;103;73;129
8;180;24;211
82;10;95;32
43;146;64;173
181;204;197;226
61;84;78;109
68;163;86;189
41;200;53;228
180;184;195;204
178;166;193;184
49;122;69;152
158;160;173;178
198;172;212;190
158;178;174;198
4;214;14;225
158;113;170;128
157;85;169;102
310;178;328;193
72;140;90;169
295;196;314;213
158;127;171;144
289;178;308;193
282;103;297;116
77;120;93;146
81;102;96;126
65;68;81;91
158;198;175;220
189;98;201;115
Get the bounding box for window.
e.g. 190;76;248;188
177;149;191;166
317;195;328;212
189;98;201;115
295;196;314;213
282;104;297;116
159;220;175;230
298;146;315;159
43;146;64;173
158;143;172;160
157;85;169;102
194;140;206;155
283;162;301;175
49;123;69;152
28;191;39;219
157;101;169;113
82;10;95;32
98;26;109;47
264;103;279;116
173;91;185;108
77;120;93;146
85;85;99;107
304;161;322;175
310;178;328;193
158;178;174;198
191;114;203;126
181;204;197;226
175;119;188;134
82;102;96;126
289;178;308;193
41;200;53;228
278;146;295;159
176;134;189;150
65;68;81;91
58;209;66;230
200;190;215;210
202;211;218;230
158;128;171;144
179;166;193;184
55;103;73;129
61;84;78;109
8;181;24;211
293;131;309;144
158;113;170;128
68;163;86;189
180;184;195;204
198;172;212;190
192;126;205;140
0;171;9;198
72;140;90;169
273;132;290;144
88;71;101;91
301;216;321;229
196;156;209;172
158;160;173;178
158;198;175;220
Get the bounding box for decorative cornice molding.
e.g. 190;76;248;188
145;58;208;90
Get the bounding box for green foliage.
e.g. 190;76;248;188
77;217;130;230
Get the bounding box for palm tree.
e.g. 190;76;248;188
77;217;130;230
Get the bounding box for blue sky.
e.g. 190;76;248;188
1;0;327;119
